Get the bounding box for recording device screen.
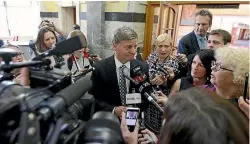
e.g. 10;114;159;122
126;109;139;126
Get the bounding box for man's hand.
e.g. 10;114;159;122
114;106;127;118
151;75;166;86
120;112;139;144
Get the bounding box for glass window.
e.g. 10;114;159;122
6;1;31;7
0;1;40;37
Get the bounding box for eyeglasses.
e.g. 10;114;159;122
211;61;233;72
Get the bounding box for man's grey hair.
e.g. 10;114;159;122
195;9;213;25
112;26;138;44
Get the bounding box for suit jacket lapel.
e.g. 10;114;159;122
106;55;119;89
191;31;201;52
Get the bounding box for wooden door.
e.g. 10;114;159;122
143;2;179;60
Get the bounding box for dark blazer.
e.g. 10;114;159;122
90;55;149;112
177;31;201;57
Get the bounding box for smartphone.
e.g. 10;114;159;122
243;72;249;101
90;54;98;58
126;107;140;132
84;65;90;69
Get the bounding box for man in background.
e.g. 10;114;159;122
207;29;231;49
177;9;213;57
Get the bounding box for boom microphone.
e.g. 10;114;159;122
38;76;92;121
33;36;85;61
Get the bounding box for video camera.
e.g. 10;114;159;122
0;36;125;144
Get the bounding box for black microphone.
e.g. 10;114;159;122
38;76;92;121
131;66;158;101
121;71;139;85
130;66;163;112
33;36;85;61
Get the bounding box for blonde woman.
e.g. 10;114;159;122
209;47;249;107
145;33;187;134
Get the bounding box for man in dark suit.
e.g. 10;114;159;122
90;26;149;118
177;10;213;57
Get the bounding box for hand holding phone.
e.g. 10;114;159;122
121;111;139;144
126;108;140;132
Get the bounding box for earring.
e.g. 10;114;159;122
206;76;210;81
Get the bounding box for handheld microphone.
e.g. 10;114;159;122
122;72;139;85
126;66;163;112
38;76;92;121
131;66;158;101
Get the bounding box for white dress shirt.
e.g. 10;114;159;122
114;55;131;95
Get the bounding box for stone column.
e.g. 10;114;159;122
86;1;105;57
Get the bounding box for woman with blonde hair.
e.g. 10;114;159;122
145;33;187;134
210;47;249;107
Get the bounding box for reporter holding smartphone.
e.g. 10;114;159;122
145;33;186;134
66;30;101;75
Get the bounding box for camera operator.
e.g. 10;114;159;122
0;44;29;86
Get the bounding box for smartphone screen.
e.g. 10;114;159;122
126;108;140;132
